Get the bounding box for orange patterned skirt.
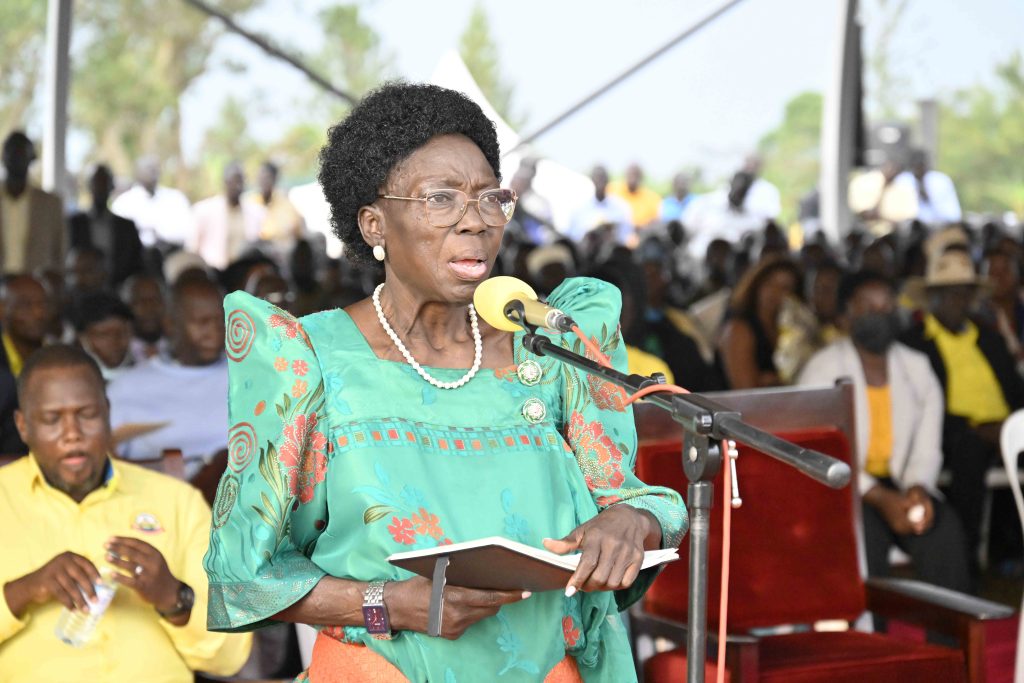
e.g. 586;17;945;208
307;631;582;682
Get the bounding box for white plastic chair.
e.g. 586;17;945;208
998;408;1024;683
296;623;317;669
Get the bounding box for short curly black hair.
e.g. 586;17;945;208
317;81;501;265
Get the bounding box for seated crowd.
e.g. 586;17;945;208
0;126;1019;679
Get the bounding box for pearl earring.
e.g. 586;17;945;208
373;244;386;262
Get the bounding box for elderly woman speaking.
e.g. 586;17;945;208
204;83;687;682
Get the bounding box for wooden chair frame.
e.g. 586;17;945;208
629;381;1015;683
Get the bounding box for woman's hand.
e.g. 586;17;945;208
543;505;661;596
386;576;529;640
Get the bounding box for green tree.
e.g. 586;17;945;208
758;91;823;225
938;52;1024;216
316;4;392;103
264;122;326;185
265;3;394;184
0;0;47;135
70;0;262;188
862;0;913;121
459;4;524;128
195;96;261;198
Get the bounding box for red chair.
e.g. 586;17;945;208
630;382;1015;683
190;449;229;506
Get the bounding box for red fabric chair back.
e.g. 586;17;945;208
637;427;865;631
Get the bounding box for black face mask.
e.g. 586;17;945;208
850;311;901;354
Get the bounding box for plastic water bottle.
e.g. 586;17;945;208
55;568;117;647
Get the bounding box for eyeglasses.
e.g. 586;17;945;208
378;188;517;228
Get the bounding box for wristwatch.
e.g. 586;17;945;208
157;581;195;619
362;580;393;640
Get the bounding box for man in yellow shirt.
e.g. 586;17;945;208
901;249;1024;576
247;161;305;259
606;163;662;231
0;345;250;682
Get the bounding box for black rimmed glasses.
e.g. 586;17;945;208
378;188;518;228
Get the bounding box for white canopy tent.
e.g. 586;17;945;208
288;50;597;257
41;0;860;247
428;49;594;234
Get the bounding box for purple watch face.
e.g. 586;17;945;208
363;605;390;633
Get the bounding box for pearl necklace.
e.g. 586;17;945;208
372;283;482;389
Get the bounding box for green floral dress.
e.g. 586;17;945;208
204;277;687;682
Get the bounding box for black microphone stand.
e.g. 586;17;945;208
515;320;851;683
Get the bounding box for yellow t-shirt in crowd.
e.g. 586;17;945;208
606;180;663;228
1;332;23;377
626;345;675;385
0;455;250;683
246;190;304;242
924;314;1010;425
865;384;893;478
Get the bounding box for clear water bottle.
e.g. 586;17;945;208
55;568;117;647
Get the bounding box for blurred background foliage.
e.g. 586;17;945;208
0;0;1020;221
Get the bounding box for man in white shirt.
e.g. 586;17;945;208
0;132;65;274
107;278;227;478
189;162;265;270
740;154;781;221
111;156;193;248
508;159;556;246
894;149;962;225
568;165;634;246
683;171;765;258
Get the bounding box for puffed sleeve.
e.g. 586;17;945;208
162;484;252;673
547;277;689;548
204;292;330;632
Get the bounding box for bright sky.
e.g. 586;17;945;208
179;0;1024;185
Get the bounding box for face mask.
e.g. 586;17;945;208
850;311;901;354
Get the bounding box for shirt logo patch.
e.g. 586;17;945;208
132;512;164;534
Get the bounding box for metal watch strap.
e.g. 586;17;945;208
362;579;393;640
364;580;386;605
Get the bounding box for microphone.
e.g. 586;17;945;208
473;276;576;334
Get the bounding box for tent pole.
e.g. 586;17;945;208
42;0;72;199
819;0;860;244
505;0;747;156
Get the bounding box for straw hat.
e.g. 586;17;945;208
526;244;574;279
924;250;983;288
923;226;970;264
163;250;209;285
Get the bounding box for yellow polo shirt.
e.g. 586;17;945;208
924;314;1011;425
0;455;250;683
606;180;663;228
247;190;304;242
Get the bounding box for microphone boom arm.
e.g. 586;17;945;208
523;331;850;683
523;332;850;487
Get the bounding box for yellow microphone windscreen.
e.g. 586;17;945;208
473;276;538;332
